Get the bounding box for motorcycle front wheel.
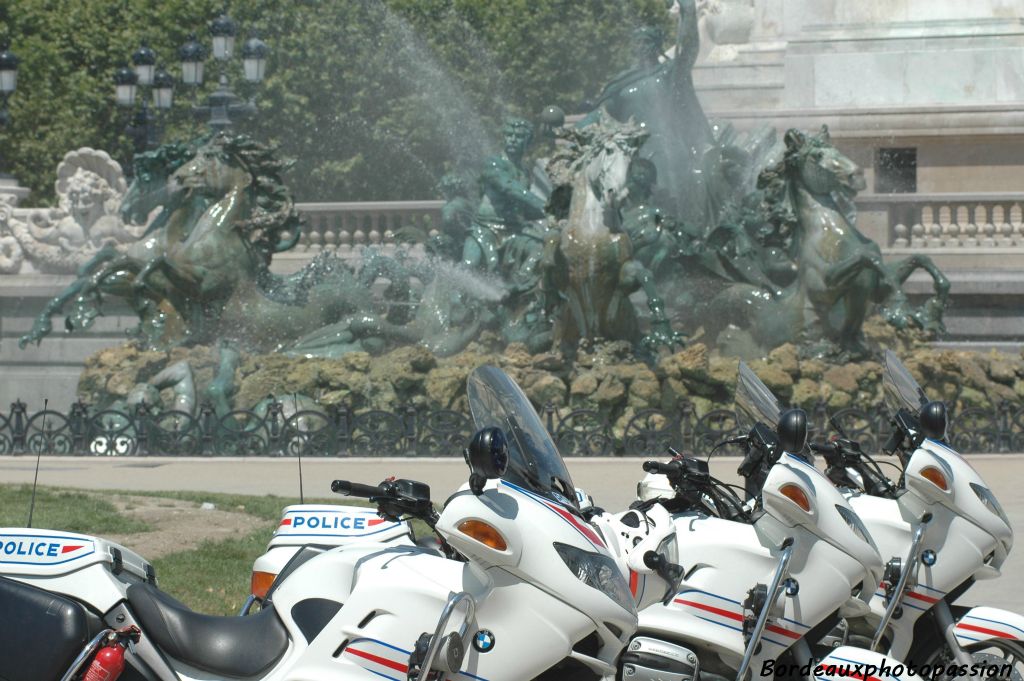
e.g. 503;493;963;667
923;639;1024;681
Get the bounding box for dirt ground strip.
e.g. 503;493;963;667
100;494;268;559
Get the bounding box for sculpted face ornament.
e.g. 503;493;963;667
65;170;112;234
631;26;665;66
502;118;534;163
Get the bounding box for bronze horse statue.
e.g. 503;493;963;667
20;133;377;354
707;126;948;357
542;116;683;354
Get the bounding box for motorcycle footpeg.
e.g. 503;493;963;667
621;637;699;681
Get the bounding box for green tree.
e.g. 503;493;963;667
1;0;669;204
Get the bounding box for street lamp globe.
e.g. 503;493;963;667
152;67;175;109
210;14;238;60
131;41;157;86
242;33;269;83
0;43;18;94
179;33;206;86
113;65;139;107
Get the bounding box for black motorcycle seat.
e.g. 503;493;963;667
127;582;288;677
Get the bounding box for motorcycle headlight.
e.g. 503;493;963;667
836;505;872;546
971;483;1009;525
553;542;636;615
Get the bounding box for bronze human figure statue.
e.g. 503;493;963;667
620;158;678;278
462;117;547;281
580;0;715;227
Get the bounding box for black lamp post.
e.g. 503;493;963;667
113;15;268;150
185;13;269;132
0;41;18;129
0;41;20;190
114;41;175;153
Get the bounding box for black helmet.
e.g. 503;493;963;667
919;401;947;441
778;408;808;454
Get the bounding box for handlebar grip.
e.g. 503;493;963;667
643;460;681;475
809;442;833;453
331;480;382;498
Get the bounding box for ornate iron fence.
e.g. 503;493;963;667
0;398;1020;458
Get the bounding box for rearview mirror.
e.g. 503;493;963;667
466;427;509;495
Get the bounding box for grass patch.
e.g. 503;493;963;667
113;489;435;536
152;528;272;615
0;485;437;616
111;490;336;521
0;485;151;534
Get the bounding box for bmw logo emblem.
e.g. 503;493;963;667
473;629;496;653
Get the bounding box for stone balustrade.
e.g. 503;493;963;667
856;192;1024;250
5;194;1023;273
293;200;443;254
290;195;1024;255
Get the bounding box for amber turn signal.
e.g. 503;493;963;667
920;466;949;491
251;570;276;600
779;484;812;513
457;519;508;551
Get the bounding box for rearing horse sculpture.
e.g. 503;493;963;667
20;133;375;354
542;115;683;354
707;126;949;357
18;143;196;348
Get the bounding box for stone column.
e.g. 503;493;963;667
0;174;29;207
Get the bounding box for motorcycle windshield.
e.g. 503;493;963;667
467;366;578;509
882;349;928;414
735;361;782;429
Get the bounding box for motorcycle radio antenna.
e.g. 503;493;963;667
26;398;47;528
293;393;305;504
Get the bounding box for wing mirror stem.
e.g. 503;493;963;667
735;537;794;681
871;513;932;650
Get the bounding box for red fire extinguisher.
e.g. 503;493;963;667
81;626;140;681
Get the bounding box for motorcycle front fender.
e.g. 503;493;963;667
814;646;910;680
954;606;1024;645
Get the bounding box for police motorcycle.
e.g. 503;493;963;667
0;365;637;681
247;489;590;615
244;503;423;614
591;362;905;681
801;350;1021;675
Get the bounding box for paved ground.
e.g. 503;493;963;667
1;454;1022;611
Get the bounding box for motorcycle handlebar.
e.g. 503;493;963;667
643;460;682;476
809;442;834;454
331;480;383;498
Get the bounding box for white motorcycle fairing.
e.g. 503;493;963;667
263;478;635;681
843;438;1014;659
637;461;880;673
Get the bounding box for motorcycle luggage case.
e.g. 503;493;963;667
270;504;412;548
0;575;100;681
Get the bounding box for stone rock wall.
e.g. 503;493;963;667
79;319;1024;433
